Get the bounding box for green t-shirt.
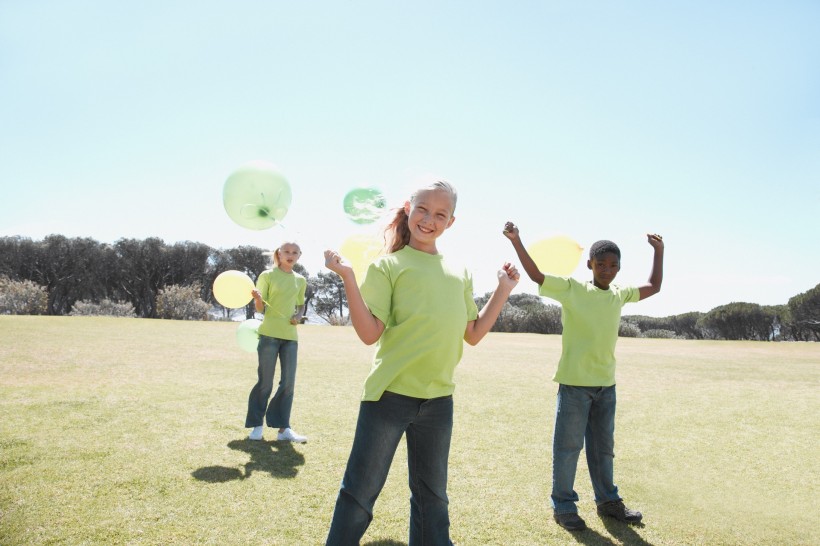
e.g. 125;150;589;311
539;275;640;386
255;267;307;341
359;245;479;401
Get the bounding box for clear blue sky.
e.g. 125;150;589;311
2;1;818;317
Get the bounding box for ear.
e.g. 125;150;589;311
404;201;411;215
587;259;592;270
446;214;456;229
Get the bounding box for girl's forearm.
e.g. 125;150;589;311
340;274;383;344
465;284;514;345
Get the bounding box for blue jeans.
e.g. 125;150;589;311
551;384;620;514
244;335;298;429
326;392;454;546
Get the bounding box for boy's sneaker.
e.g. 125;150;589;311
277;428;307;443
553;512;586;531
597;500;643;523
248;426;264;441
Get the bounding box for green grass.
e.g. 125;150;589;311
1;316;818;545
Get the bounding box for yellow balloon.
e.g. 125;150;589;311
213;270;255;308
339;234;383;283
527;236;584;276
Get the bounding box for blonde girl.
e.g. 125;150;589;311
245;242;308;443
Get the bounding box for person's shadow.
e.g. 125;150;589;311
191;439;306;483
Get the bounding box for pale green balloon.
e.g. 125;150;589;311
236;318;262;352
343;187;386;224
223;161;292;230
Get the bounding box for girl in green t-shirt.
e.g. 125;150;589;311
245;242;308;443
323;179;519;546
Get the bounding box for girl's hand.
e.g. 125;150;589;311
324;250;352;276
251;288;262;301
497;262;520;290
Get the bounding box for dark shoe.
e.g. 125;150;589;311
597;500;643;523
554;512;587;531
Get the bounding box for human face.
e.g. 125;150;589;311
404;189;455;253
588;252;620;290
277;243;302;272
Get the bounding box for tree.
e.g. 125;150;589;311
669;312;705;340
114;237;170;318
310;272;347;323
788;284;820;341
698;302;775;341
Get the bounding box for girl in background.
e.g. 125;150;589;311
323;179;519;545
245;241;308;443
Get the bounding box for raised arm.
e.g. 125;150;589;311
502;221;545;286
638;233;664;300
323;250;385;345
464;263;520;345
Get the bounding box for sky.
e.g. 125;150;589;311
1;1;818;318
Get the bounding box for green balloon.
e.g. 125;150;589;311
223;161;292;230
343;187;386;224
236;318;261;352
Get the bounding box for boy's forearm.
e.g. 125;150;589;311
640;248;664;299
649;248;664;288
509;237;544;285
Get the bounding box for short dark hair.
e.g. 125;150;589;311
589;240;621;260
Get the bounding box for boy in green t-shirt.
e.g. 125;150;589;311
503;221;664;532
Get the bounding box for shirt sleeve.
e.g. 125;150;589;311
538;274;572;302
360;261;392;326
464;270;479;322
255;271;270;302
296;276;307;306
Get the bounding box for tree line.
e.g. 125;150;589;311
1;235;817;341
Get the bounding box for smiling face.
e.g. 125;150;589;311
404;188;456;253
588;251;620;290
276;243;302;272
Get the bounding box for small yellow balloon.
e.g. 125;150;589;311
527;236;584;276
339;234;383;283
213;270;255;308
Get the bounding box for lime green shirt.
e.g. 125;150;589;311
539;275;640;386
359;246;479;401
255;268;306;341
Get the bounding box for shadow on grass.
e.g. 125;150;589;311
363;541;406;546
551;519;652;546
599;517;652;546
191;439;306;483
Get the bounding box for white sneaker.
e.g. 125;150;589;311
277;428;307;443
248;426;264;441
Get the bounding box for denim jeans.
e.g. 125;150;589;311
551;384;620;514
326;392;454;546
244;335;298;429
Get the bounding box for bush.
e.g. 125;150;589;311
0;277;48;315
618;321;641;338
641;328;679;339
156;284;210;321
70;299;136;317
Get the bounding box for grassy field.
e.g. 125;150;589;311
1;316;818;545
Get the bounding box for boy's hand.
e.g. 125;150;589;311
502;221;520;241
497;262;520;290
647;233;664;250
251;288;262;301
